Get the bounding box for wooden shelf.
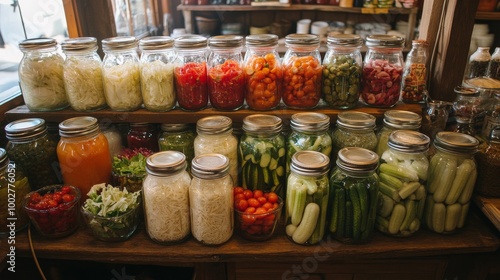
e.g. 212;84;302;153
474;195;500;232
476;12;500;21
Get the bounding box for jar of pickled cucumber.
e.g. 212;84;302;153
375;110;422;157
158;123;196;173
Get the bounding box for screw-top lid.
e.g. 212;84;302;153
285;34;320;46
0;148;7;167
388;130;430;153
433;131;479;155
242;114;283;135
208;35;243;48
174;34;207;49
365;34;405;48
139;36;174;50
454;85;480;97
290;112;330;133
191;153;229;179
19;38;57;51
336;111;376;131
196;116;233;135
383;110;422;130
245;34;279;47
336;147;379;173
146;151;186;176
61;37;98;51
5;118;48;141
161;123;192;132
326;34;362;48
59;116;99;138
290;151;330;177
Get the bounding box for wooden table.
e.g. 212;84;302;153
474;195;500;232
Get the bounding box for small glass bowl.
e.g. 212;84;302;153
23;185;80;238
234;198;283;241
111;171;145;193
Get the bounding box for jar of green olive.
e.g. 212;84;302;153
331;111;377;161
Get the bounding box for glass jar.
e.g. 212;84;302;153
158;123;196;173
401;40;429;103
286;112;332;176
0;148;31;235
481;92;500;139
61;37;107;112
5;118;60;190
207;35;245;111
243;34;283;111
239;114;286;197
476;127;500;197
194;116;238;184
18;38;68;111
421;100;452;141
127;123;159;152
139;36;176;112
464;46;491;80
487;47;500;80
285;151;330;245
376;130;430;237
452;86;482;136
322;34;363;109
189;154;233;245
361;35;405;107
102;36;143;111
331;111;377;161
174;35;208;111
57;116;112;203
100;123;123;158
329;147;379;244
143;151;191;244
282;34;323;109
375;110;422;157
425;132;479;234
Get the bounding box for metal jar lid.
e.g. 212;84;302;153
326;34;362;48
285;34;320;47
161;123;191;132
242;114;283;135
5;118;48;141
19;38;57;51
454;85;480;97
139;36;174;51
383;110;422;130
208;35;243;48
146;151;186;176
101;36;138;51
365;34;405;48
61;37;98;52
245;34;279;47
174;34;207;49
336;111;376;131
433;131;479;155
191;153;229;179
290;112;330;133
290;151;330;177
336;147;379;173
196;116;233;135
59;116;100;138
0;148;7;167
388;130;430;153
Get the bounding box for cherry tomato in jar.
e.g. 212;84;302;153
282;56;322;109
244;54;282;110
208;60;246;110
174;62;208;111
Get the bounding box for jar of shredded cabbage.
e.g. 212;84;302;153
143;151;191;244
18;38;68;111
61;37;107;112
139;36;176;112
102;36;143;111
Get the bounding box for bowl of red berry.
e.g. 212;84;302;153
233;187;283;241
23;185;80;238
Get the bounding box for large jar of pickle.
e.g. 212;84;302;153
375;110;422;157
331;111;377;160
158;123;196;172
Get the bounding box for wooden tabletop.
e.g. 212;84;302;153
474;195;500;232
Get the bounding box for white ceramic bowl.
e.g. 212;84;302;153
311;21;329;36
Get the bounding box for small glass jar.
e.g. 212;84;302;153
57;116;112;203
376;130;430;237
421;100;452;141
18;38;68;111
143;151;191;244
487;47;500;80
102;36;143;111
425;132;479;234
375;110;422;157
158;123;196;173
361;35;405;107
282;34;323;109
243;34;283;111
464;46;491;80
331;111;377;161
100;123;123;158
139;36;176;112
174;35;208;111
127;123;159;152
475;127;500;197
61;37;107;112
285;151;330;245
189;154;233;245
194;116;238;184
5;118;60;190
207;35;245;111
481;92;500;139
401;40;429;103
329;147;379;244
452;86;482;136
239;114;286;197
322;34;363;109
0;148;31;235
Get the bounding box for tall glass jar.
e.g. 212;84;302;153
57;116;112;203
207;35;245;111
481;91;500;139
322;34;363;109
243;34;283;111
464;46;491;80
158;123;196;173
329;147;379;244
239;114;286;197
18;38;68;111
143;151;191;244
100;123;123;158
102;36;143;111
331;111;377;161
61;37;107;112
127;123;159;152
401;40;429;103
452;86;482;136
174;35;208;111
375;110;422;157
361;35;405;107
194;116;238;184
487;47;500;80
282;34;323;109
425;132;479;234
376;130;430;237
0;148;31;235
285;151;330;245
139;36;176;112
189;154;233;245
5;118;60;190
476;127;500;197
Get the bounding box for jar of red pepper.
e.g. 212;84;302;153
361;35;405;107
174;35;208;111
207;35;245;111
127;123;159;152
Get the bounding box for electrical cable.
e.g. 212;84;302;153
28;224;47;280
